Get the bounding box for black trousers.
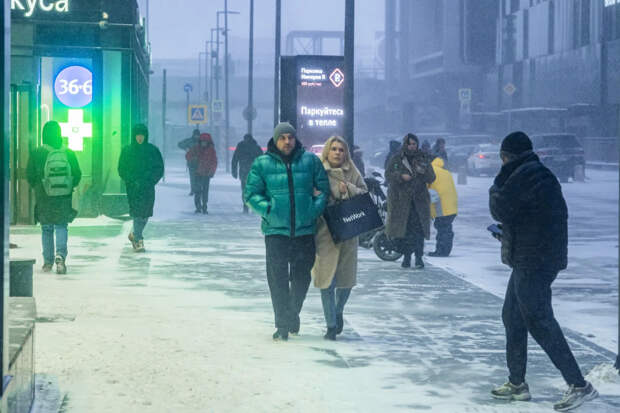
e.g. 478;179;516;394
265;235;315;332
398;201;425;257
433;214;456;255
193;176;211;210
240;173;249;212
503;268;585;387
188;165;197;193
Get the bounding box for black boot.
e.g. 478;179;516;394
401;254;411;268
335;313;344;335
289;314;300;335
414;255;425;269
324;327;337;341
273;329;288;341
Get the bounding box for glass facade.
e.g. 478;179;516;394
9;0;150;221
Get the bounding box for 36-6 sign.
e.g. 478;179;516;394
54;66;93;108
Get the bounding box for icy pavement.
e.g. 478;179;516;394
426;169;620;353
9;156;620;412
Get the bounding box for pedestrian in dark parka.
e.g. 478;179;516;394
385;133;435;268
27;121;81;273
231;133;263;213
178;128;200;195
432;138;448;167
118;124;164;251
489;131;597;410
384;140;401;170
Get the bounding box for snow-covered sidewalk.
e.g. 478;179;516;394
10;159;620;412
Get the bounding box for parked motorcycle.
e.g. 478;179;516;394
360;171;402;261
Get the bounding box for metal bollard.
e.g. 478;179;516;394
457;165;468;185
574;164;585;182
10;259;35;297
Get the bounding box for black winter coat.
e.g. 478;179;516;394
489;151;568;272
118;139;164;218
27;146;82;225
231;137;263;179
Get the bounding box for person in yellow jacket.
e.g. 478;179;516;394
428;157;458;256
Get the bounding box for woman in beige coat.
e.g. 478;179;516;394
312;136;368;340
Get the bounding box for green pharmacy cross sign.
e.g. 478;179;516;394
60;109;92;151
54;65;93;151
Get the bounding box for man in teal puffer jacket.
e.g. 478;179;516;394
244;122;329;341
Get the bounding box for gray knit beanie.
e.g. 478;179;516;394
273;122;296;141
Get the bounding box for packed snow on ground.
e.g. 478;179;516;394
425;168;619;353
10;156;620;412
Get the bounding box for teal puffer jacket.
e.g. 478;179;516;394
244;139;329;237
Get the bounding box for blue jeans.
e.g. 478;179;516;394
133;217;149;241
41;224;68;264
320;276;352;328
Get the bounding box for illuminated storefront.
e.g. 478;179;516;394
10;0;150;222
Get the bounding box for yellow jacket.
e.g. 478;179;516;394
429;157;458;218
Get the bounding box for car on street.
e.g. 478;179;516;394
530;134;585;182
466;143;502;176
446;144;476;172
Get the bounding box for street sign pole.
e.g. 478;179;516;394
162;69;167;182
344;0;355;148
274;0;281;127
247;0;254;136
225;0;230;173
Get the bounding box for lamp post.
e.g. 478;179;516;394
208;28;219;107
247;0;255;135
218;4;239;173
198;51;207;102
344;0;355;148
274;0;281;127
162;69;167;181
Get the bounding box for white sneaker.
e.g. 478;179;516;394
135;239;145;253
553;382;598;411
491;381;532;401
55;254;66;274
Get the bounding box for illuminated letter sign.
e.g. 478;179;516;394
54;66;93;108
296;56;345;147
605;0;617;7
11;0;69;18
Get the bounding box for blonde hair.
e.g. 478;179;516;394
320;135;354;169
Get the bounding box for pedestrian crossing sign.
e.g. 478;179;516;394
188;105;208;124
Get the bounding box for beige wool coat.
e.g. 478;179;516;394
385;143;436;240
312;161;368;289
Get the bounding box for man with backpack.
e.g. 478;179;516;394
27;121;82;274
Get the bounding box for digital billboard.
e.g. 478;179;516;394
295;56;345;147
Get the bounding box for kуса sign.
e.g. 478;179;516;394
11;0;69;18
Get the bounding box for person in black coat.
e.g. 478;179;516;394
27;121;81;274
118;124;164;252
384;140;401;170
489;131;597;411
231;133;263;213
432;138;448;167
